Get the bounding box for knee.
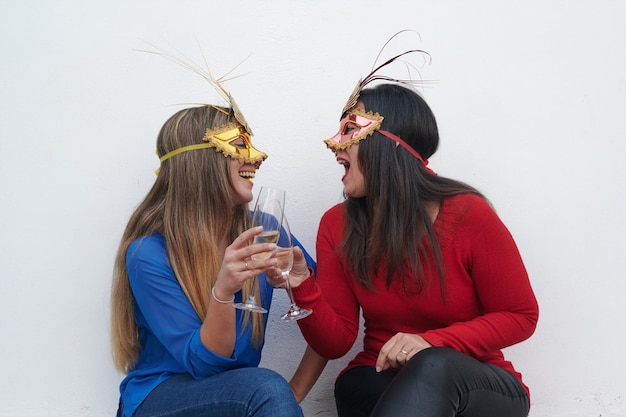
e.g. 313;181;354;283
403;347;462;381
259;368;289;388
253;368;294;397
254;369;302;415
231;367;292;397
230;368;302;417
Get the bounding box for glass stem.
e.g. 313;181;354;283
248;275;258;304
284;272;297;308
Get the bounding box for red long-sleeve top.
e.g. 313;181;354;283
294;193;539;397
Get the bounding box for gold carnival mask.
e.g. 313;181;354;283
203;122;267;167
157;120;267;172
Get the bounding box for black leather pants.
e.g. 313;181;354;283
335;347;529;417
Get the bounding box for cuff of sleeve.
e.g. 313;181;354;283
292;269;320;306
188;329;236;378
419;332;443;348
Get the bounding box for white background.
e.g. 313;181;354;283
1;1;625;416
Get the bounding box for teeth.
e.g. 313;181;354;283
239;171;255;178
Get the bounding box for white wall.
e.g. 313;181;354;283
1;1;624;416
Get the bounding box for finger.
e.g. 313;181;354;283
382;347;409;370
290;247;311;277
375;343;395;372
265;266;287;288
292;246;304;260
376;335;403;371
396;348;410;366
247;253;278;270
242;260;281;287
240;259;264;276
232;226;264;249
291;246;307;265
375;352;391;373
241;241;278;261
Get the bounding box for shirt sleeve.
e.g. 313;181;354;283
294;205;361;359
126;236;242;378
420;197;539;357
292;233;317;273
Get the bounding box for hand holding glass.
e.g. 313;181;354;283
276;216;312;321
233;187;285;313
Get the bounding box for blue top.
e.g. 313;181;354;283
119;232;315;417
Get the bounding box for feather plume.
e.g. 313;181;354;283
136;40;254;135
342;30;434;114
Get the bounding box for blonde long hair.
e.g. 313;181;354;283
110;105;263;373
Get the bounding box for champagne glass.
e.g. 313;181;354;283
233;187;285;313
276;215;312;321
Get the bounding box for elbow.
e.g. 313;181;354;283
528;308;539;337
518;305;540;341
305;338;352;360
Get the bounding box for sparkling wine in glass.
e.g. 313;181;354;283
252;230;280;260
276;216;312;321
233;187;285;313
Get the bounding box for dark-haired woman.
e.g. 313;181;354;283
281;83;539;417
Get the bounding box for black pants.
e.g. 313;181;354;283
334;347;529;417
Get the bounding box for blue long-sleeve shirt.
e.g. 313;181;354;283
119;232;315;417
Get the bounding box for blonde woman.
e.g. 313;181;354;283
111;104;314;417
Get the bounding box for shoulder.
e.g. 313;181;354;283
125;233;177;289
317;202;346;243
128;232;166;254
126;233;168;267
437;194;499;245
321;202;346;222
444;193;494;220
319;202;346;231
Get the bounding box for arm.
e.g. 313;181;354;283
375;196;539;370
264;233;328;400
289;345;329;403
201;226;276;356
420;197;539;356
292;205;361;359
128;229;278;378
128;236;233;377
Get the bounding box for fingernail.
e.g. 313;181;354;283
375;366;381;373
268;243;276;250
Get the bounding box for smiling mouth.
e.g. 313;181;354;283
239;170;256;183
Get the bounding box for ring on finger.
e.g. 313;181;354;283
400;349;409;355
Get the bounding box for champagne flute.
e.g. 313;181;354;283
276;215;312;321
233;187;285;313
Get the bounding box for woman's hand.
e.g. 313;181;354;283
266;246;310;288
375;332;432;372
212;226;277;300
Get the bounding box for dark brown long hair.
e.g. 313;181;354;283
341;84;483;292
111;105;262;373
